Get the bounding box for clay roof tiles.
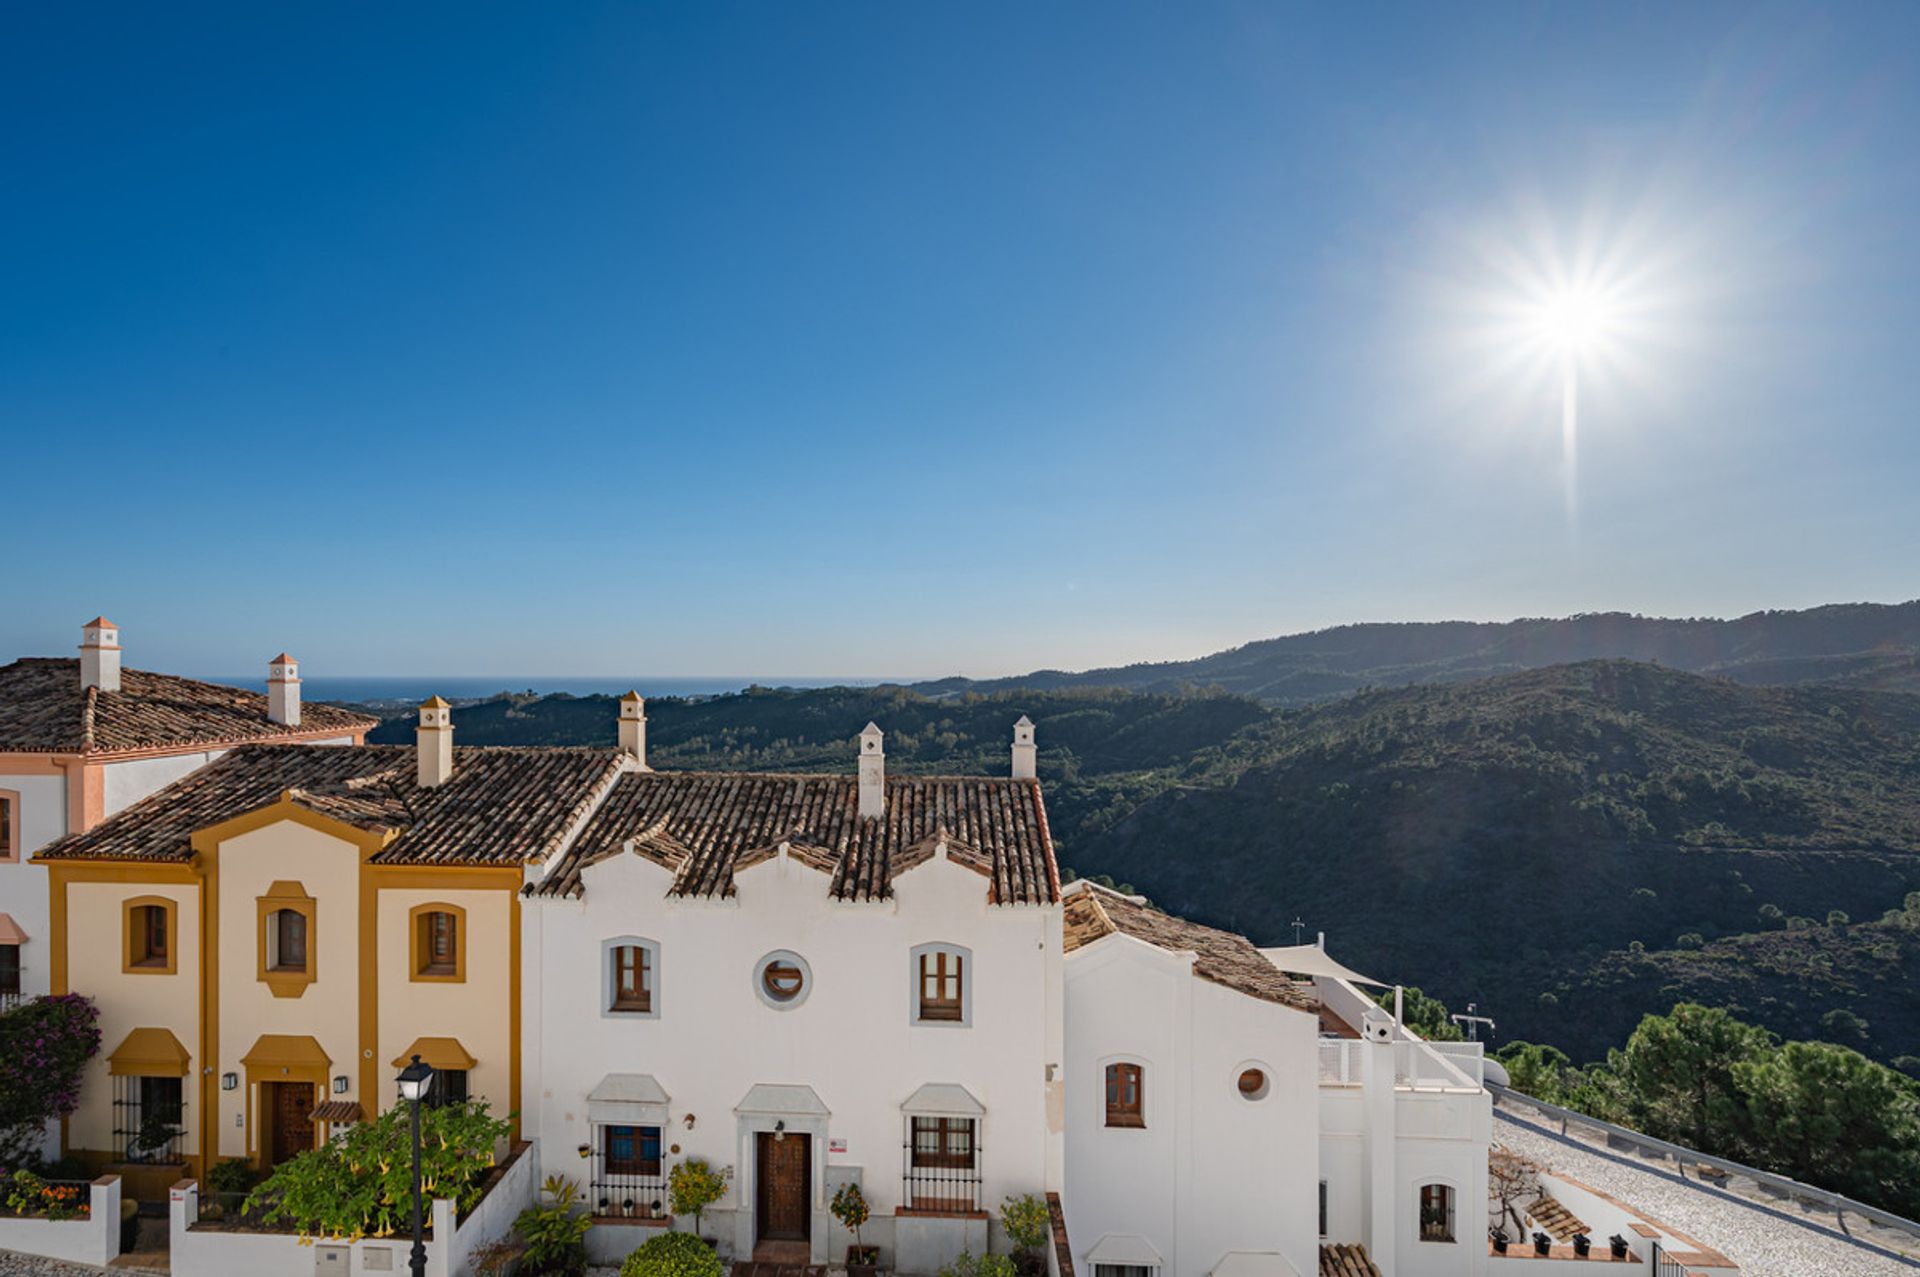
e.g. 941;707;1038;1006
34;743;628;868
0;658;374;756
1062;882;1316;1010
532;770;1058;905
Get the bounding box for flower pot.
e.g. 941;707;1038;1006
623;1200;637;1218
597;1200;611;1217
1608;1235;1629;1260
1533;1233;1552;1256
1489;1229;1508;1255
849;1246;882;1277
1572;1234;1591;1258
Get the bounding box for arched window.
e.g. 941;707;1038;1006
257;881;317;995
910;942;971;1025
1418;1183;1456;1243
410;904;465;982
123;896;177;974
1104;1062;1145;1128
602;936;661;1017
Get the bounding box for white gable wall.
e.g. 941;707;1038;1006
523;843;1061;1269
1063;935;1321;1277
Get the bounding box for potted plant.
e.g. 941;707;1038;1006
599;1196;613;1217
832;1182;879;1275
668;1158;732;1245
1572;1233;1591;1258
1001;1194;1050;1277
1608;1235;1629;1260
1489;1228;1508;1254
1532;1232;1552;1256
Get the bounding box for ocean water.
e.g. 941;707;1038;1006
202;674;897;706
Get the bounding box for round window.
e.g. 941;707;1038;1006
753;951;812;1008
1237;1067;1269;1100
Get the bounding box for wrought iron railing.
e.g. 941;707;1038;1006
111;1074;186;1164
588;1146;670;1221
902;1125;982;1213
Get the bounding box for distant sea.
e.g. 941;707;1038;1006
201;674;901;708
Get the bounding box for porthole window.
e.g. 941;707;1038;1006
753;950;812;1009
1236;1067;1269;1100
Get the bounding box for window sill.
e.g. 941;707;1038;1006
412;968;464;984
1103;1119;1146;1130
262;971;314;999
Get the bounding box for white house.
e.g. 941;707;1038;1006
520;716;1065;1270
0;620;371;1016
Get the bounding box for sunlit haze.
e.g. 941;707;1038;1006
3;4;1917;678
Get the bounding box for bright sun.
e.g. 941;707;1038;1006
1535;287;1611;354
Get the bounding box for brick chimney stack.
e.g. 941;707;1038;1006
418;695;454;787
79;617;121;692
1011;715;1037;780
858;722;885;820
268;654;301;727
618;691;648;767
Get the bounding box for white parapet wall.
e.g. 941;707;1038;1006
0;1175;121;1268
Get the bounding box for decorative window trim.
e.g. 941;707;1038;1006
0;789;20;864
600;936;661;1020
1103;1059;1146;1129
909;942;972;1027
122;896;178;975
256;881;316;998
752;949;811;1010
408;903;466;983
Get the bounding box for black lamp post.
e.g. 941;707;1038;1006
396;1053;435;1277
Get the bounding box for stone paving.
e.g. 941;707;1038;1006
1493;1108;1920;1277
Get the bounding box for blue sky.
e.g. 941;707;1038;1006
4;3;1916;678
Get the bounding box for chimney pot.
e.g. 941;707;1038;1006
417;695;454;787
79;617;122;693
857;721;885;820
268;653;301;727
1011;715;1037;780
618;690;648;768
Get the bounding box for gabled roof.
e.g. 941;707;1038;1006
530;770;1058;905
35;743;628;867
1062;881;1316;1010
0;658;375;756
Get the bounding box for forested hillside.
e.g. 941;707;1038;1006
359;659;1920;1068
916;601;1920;705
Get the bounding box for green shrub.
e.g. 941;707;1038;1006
515;1175;591;1277
667;1158;731;1232
1001;1193;1049;1251
621;1229;723;1277
207;1158;258;1196
939;1251;1016;1277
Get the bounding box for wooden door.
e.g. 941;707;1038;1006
755;1132;810;1242
266;1082;315;1168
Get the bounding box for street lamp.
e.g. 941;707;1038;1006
396;1053;435;1277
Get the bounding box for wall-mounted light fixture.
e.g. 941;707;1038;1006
683;1113;696;1130
774;1120;786;1142
333;1075;350;1095
221;1072;238;1092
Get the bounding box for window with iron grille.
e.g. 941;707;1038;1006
426;1068;469;1109
112;1074;184;1163
0;944;19;1001
1094;1265;1156;1277
1104;1063;1144;1128
417;910;459;977
902;1115;979;1212
590;1124;667;1218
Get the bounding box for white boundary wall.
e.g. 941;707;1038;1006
0;1175;120;1267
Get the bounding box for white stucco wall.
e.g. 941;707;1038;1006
523;843;1061;1270
101;750;228;817
1063;934;1321;1277
1;770;70;999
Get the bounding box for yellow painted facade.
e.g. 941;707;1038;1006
51;799;521;1179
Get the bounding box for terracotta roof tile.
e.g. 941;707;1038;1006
1063;882;1316;1010
1319;1243;1380;1277
532;771;1058;904
35;743;628;868
1527;1194;1587;1241
0;658;374;755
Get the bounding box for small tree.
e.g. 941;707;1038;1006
1001;1193;1050;1277
831;1181;875;1262
668;1157;731;1236
1487;1146;1542;1240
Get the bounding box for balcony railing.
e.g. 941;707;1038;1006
0;991;26;1014
902;1137;982;1213
1317;1038;1484;1091
1317;1039;1362;1086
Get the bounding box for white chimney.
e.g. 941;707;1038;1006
618;690;648;767
268;653;301;727
79;617;121;692
858;721;885;820
1011;715;1037;780
417;695;454;787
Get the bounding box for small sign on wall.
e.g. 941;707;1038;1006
828;1137;848;1154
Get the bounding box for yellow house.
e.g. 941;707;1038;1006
36;705;627;1193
